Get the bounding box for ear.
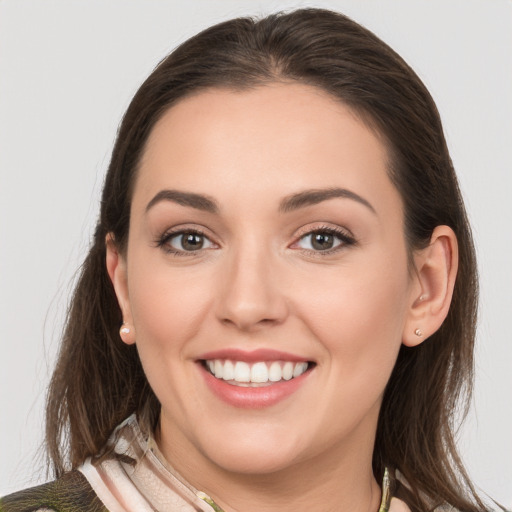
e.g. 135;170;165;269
402;225;458;347
106;233;136;345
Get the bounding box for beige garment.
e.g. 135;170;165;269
78;415;213;512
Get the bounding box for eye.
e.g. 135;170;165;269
294;228;354;252
161;230;215;253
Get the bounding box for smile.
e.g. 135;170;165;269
197;349;315;408
204;359;310;386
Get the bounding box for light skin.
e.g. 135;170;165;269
106;83;458;512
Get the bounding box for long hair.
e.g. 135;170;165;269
46;9;482;510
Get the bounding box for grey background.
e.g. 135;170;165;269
1;0;511;505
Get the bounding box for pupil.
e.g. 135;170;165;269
182;233;203;251
312;232;333;250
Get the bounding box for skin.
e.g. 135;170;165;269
107;83;457;512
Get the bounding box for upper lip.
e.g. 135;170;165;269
197;348;312;363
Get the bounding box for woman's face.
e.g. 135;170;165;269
111;83;421;477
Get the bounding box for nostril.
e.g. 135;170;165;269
220;316;282;331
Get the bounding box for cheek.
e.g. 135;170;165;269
127;257;213;355
125;256;217;416
294;253;410;383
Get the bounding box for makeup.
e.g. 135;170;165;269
197;349;314;409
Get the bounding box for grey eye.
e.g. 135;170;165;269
169;232;213;252
297;231;342;251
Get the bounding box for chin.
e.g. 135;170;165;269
208;447;302;476
195;427;306;476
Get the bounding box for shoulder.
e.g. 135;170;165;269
0;470;108;512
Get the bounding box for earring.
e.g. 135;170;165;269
119;322;135;345
120;323;131;336
414;328;423;337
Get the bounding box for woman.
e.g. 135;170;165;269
0;8;498;512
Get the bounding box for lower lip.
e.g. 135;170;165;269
198;363;312;409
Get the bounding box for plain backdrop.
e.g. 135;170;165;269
1;0;511;506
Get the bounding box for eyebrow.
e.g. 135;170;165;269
145;189;219;214
279;187;376;214
145;187;375;216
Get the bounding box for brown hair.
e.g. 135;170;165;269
46;9;484;511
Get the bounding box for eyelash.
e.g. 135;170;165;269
292;225;356;256
155;226;356;257
156;228;214;257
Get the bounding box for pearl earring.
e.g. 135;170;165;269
120;324;131;336
414;328;423;337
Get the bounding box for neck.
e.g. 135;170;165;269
203;455;381;512
156;420;382;512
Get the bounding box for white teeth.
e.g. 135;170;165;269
234;361;251;382
251;362;269;383
205;359;310;384
293;362;308;378
214;360;223;379
268;361;282;382
282;362;294;381
222;360;235;381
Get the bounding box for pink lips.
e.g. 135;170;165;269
196;348;313;409
198;348;309;363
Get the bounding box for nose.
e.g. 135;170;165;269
215;244;289;332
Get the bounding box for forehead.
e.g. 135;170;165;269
134;83;399;216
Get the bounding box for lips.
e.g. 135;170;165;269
196;349;314;408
